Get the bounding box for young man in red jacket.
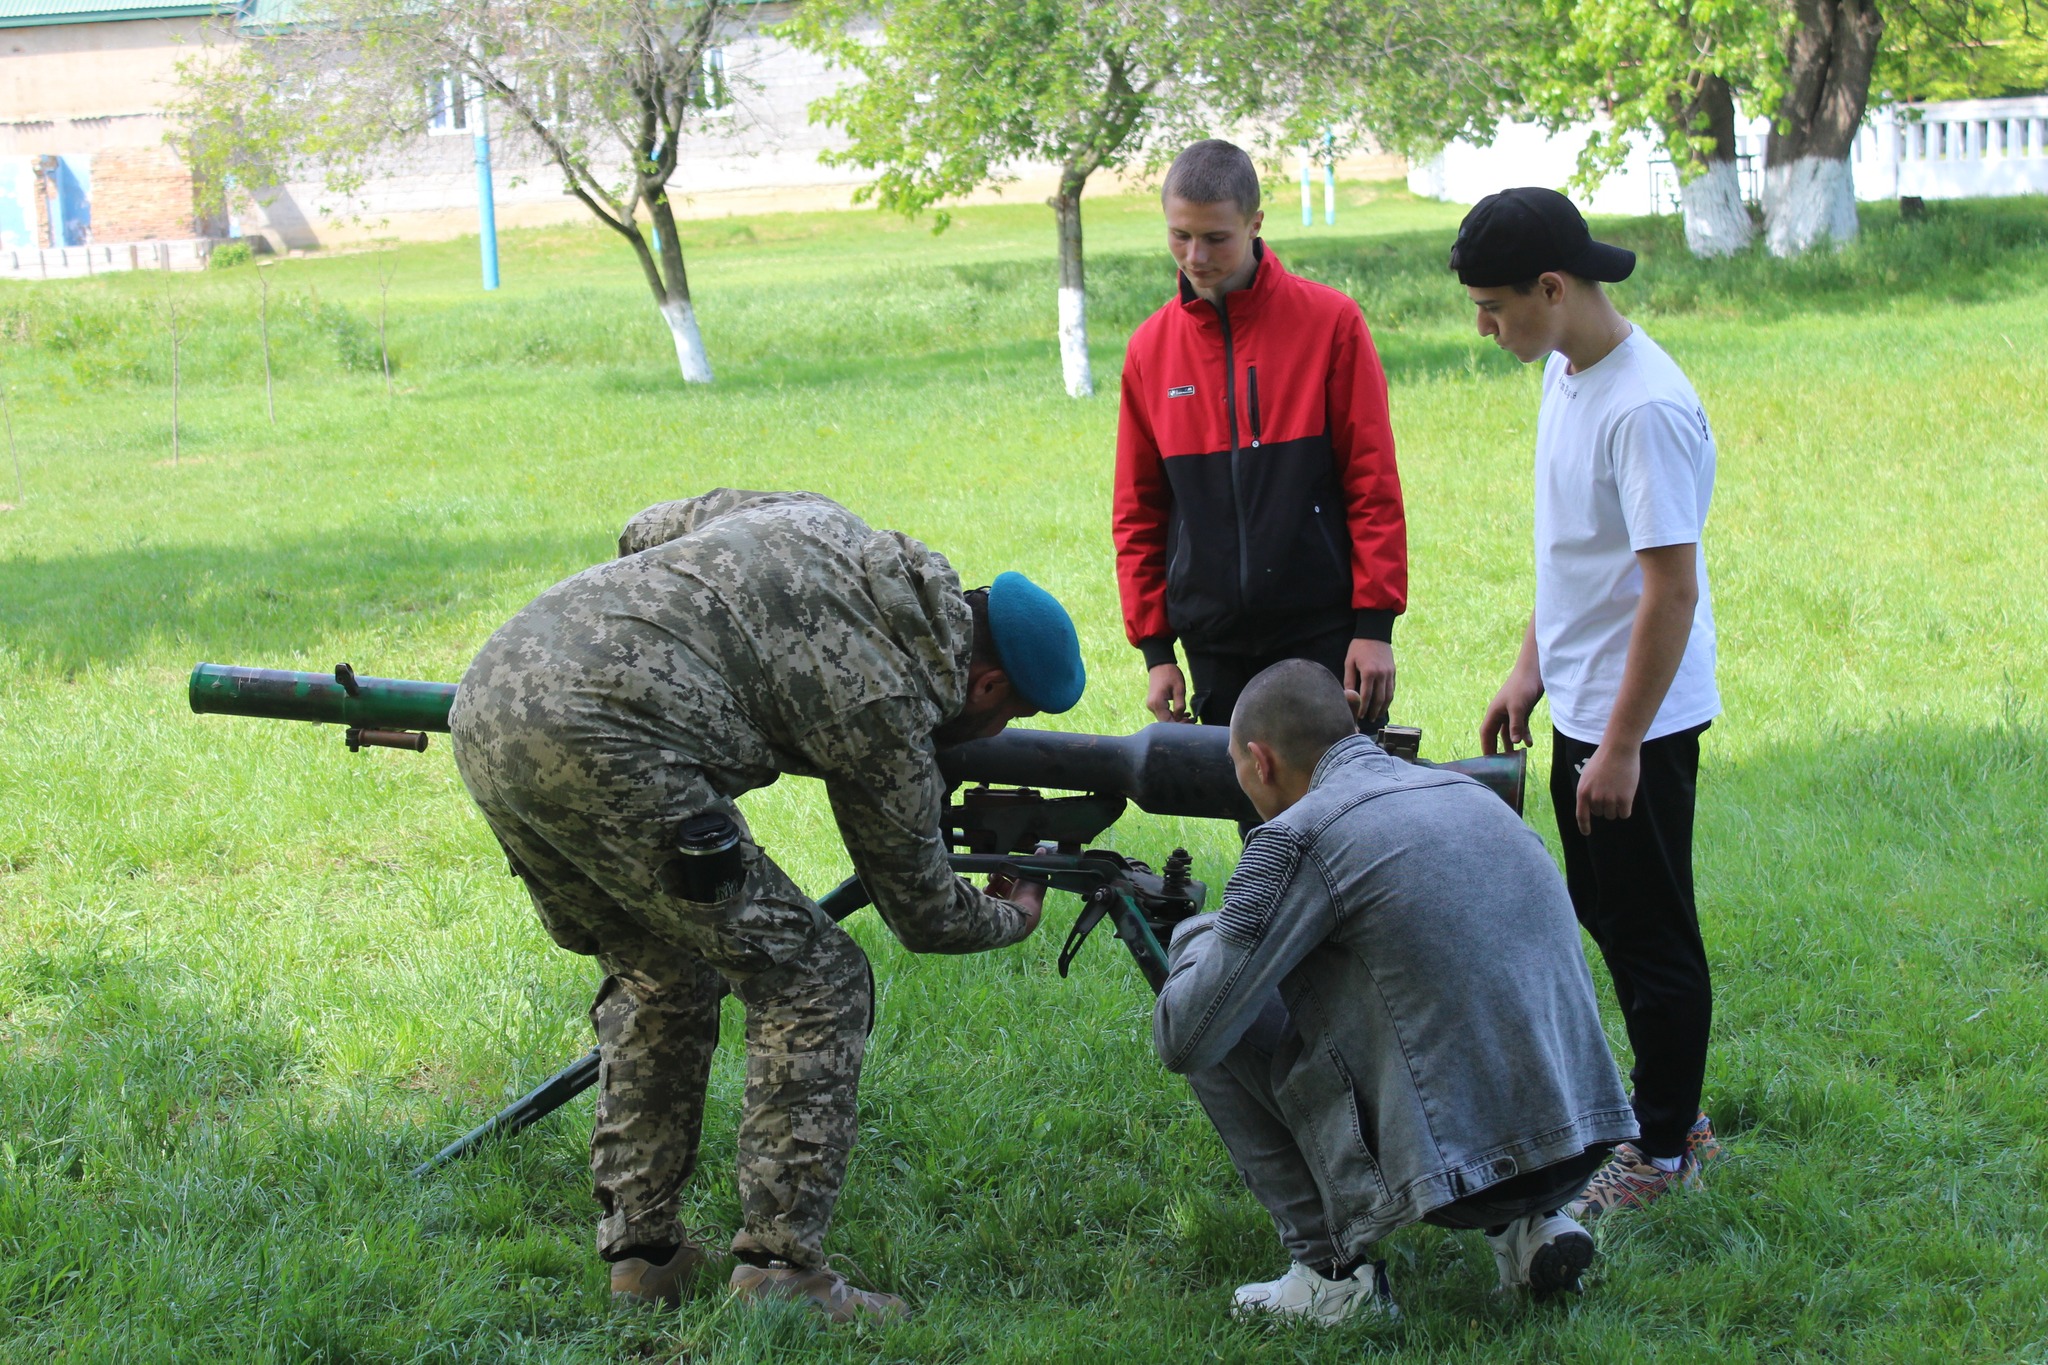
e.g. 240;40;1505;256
1113;139;1406;727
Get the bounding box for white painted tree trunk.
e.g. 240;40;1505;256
1680;161;1754;258
1058;285;1093;399
1763;156;1859;258
661;297;714;384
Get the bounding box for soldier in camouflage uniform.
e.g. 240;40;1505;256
447;489;1085;1322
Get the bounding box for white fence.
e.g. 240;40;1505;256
0;237;222;281
1411;96;2048;212
1853;96;2048;200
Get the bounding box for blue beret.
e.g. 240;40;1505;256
986;571;1086;714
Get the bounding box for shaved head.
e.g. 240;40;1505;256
1230;660;1359;773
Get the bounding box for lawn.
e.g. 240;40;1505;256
1;181;2046;1363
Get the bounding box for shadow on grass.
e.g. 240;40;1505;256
0;529;595;675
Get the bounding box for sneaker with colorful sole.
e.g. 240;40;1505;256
1568;1113;1722;1222
1685;1111;1723;1167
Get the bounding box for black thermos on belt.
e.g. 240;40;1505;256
657;812;746;903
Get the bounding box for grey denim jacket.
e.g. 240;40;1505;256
1154;735;1636;1254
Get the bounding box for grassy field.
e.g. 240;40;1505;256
2;181;2047;1363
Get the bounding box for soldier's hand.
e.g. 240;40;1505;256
1008;878;1045;936
1145;664;1193;723
986;870;1046;937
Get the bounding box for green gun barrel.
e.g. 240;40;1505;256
188;663;457;733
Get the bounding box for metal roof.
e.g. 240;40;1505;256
0;0;223;27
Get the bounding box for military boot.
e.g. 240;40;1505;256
609;1241;711;1309
728;1261;908;1323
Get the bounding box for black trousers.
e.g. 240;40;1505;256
1186;622;1354;727
1549;723;1712;1159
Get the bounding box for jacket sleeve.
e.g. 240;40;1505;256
1112;347;1177;660
1152;824;1338;1073
1326;308;1407;639
822;697;1034;954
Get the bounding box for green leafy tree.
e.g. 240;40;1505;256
1519;0;2037;258
785;0;1519;399
1235;0;1532;166
1760;0;1884;255
177;0;753;384
1521;0;1786;257
784;0;1225;399
1875;0;2047;100
1765;0;2045;253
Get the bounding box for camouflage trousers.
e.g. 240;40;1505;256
451;728;870;1271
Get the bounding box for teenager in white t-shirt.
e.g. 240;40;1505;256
1451;187;1724;1220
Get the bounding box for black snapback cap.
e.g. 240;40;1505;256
1449;187;1636;288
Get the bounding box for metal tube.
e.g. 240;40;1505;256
188;663;457;733
938;723;1524;819
188;663;1522;815
939;723;1258;824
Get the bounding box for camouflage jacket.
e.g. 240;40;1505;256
466;489;1028;954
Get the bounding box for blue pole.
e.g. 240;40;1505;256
1324;130;1336;225
475;85;500;291
1300;147;1312;227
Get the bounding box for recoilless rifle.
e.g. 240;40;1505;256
188;660;1526;1173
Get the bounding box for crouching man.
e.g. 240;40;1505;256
451;489;1084;1323
1153;660;1635;1323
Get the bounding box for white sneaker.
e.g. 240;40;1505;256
1484;1210;1595;1296
1230;1259;1398;1326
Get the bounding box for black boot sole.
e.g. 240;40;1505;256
1528;1231;1595;1298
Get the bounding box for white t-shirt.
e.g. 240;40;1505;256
1534;326;1719;745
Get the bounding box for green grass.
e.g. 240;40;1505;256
2;182;2046;1362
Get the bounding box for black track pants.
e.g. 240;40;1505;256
1549;723;1712;1160
1186;622;1354;728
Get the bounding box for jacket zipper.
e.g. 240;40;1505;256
1217;298;1248;608
1247;365;1262;448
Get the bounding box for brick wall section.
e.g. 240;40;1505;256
88;146;203;242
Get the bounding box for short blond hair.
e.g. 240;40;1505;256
1163;140;1260;218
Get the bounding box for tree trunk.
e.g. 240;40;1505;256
660;297;713;385
1765;0;1882;256
637;196;714;385
1681;163;1753;257
1672;75;1753;257
1049;177;1092;400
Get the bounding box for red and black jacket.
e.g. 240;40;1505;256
1113;241;1406;665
